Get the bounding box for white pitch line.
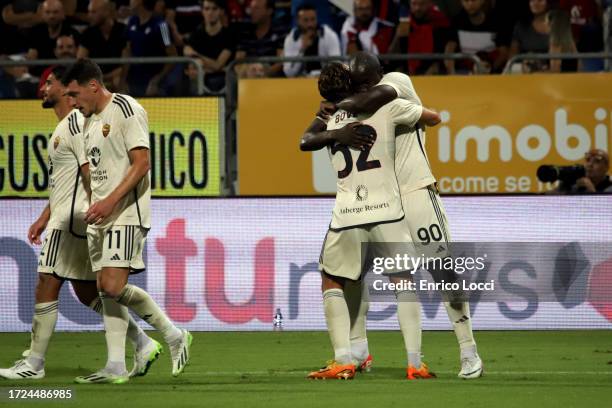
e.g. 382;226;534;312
189;370;612;376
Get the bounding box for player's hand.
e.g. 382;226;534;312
27;218;46;245
335;122;374;150
85;197;117;225
317;100;337;120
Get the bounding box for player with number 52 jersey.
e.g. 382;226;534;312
300;61;441;380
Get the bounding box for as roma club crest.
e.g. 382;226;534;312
102;124;111;138
53;136;60;149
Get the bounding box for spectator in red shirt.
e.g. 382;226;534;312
340;0;395;55
226;0;250;22
374;0;400;25
389;0;451;75
559;0;603;54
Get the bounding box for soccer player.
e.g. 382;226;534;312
301;62;440;380
318;52;484;379
61;59;192;384
0;66;160;380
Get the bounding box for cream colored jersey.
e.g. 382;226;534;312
327;99;423;230
47;110;89;236
83;93;151;229
378;71;421;105
379;72;436;194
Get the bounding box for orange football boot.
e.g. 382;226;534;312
308;361;356;380
357;354;373;373
406;363;437;380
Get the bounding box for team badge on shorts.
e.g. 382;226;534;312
54;136;60;149
102;124;111;137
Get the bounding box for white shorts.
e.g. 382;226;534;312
318;218;415;281
402;186;463;287
402;185;452;248
38;229;96;281
87;225;147;273
318;185;451;281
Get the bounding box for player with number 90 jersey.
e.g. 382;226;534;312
326;99;423;231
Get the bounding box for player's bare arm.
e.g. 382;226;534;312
85;147;150;224
300;120;373;151
300;99;374;151
336;84;397;115
28;204;50;245
337;84;439;127
420;108;442;127
80;163;92;200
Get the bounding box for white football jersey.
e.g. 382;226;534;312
327;99;423;230
378;71;421;105
47;110;89;236
378;72;436;194
83;93;151;229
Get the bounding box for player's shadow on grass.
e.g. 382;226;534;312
52;366;93;376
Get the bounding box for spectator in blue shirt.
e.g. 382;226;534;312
125;0;177;95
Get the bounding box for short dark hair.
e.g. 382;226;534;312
61;58;104;86
265;0;275;10
50;65;67;81
297;2;316;13
56;33;78;48
349;51;383;89
318;62;351;103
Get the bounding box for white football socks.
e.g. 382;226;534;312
115;284;182;344
323;288;352;365
89;297;151;350
99;292;129;375
344;280;370;364
396;289;422;367
27;301;59;370
443;301;477;359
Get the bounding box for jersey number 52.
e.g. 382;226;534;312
331;125;381;179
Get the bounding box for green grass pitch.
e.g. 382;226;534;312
0;330;610;408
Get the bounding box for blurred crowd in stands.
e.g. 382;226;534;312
0;0;610;97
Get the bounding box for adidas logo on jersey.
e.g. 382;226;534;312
110;254;121;261
455;315;470;324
